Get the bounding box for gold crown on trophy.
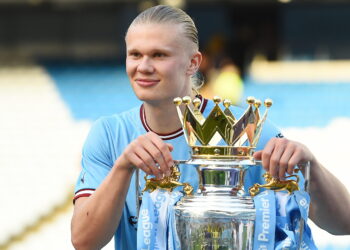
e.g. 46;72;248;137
173;96;272;159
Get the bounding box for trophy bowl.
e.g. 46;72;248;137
174;159;257;250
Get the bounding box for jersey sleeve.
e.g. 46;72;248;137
74;118;114;203
256;118;284;150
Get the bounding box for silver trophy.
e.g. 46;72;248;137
141;96;308;249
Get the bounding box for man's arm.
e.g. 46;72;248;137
308;159;350;235
71;162;134;250
254;137;350;235
71;132;174;249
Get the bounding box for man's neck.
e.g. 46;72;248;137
143;101;182;134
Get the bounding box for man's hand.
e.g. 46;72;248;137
253;138;315;179
117;131;174;179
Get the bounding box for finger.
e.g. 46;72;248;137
167;143;174;152
148;133;173;174
261;138;276;172
144;137;169;176
288;148;302;175
133;144;161;178
279;145;294;177
269;140;287;178
253;150;262;160
128;152;153;175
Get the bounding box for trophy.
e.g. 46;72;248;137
141;96;308;250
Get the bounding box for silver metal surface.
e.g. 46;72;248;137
136;169;140;218
174;160;311;249
298;161;311;250
175;195;255;250
175;160;255;249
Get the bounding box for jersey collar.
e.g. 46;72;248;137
140;95;208;140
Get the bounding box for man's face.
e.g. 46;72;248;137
125;23;196;105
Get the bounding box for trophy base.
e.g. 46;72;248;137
175;195;255;250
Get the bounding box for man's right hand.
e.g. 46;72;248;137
116;131;174;179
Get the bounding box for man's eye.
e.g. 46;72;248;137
154;53;165;58
129;52;141;58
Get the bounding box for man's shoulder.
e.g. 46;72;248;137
86;105;143;146
96;106;141;129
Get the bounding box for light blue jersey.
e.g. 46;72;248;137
74;97;286;250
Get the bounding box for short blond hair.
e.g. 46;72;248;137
128;5;199;50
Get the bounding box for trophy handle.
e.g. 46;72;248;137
248;161;310;197
303;161;311;193
136;168;140;219
173;160;311;197
141;164;194;195
298;161;310;250
135;163;195;219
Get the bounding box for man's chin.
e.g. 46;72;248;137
135;93;159;102
136;94;174;105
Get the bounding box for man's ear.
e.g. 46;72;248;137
187;51;202;76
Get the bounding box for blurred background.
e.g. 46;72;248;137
1;0;350;249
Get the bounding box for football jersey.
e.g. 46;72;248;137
74;97;288;249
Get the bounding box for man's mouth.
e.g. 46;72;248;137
135;78;160;87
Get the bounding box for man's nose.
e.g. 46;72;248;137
137;57;154;73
